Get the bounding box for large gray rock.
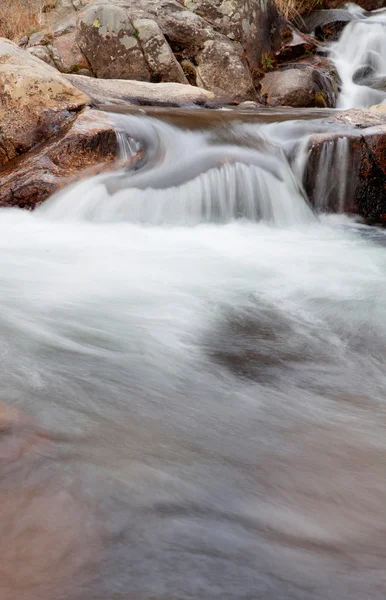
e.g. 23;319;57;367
259;65;337;108
65;73;216;106
76;2;151;79
0;38;90;165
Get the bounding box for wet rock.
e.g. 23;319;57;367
259;65;337;108
195;38;256;101
304;109;386;223
324;0;384;9
275;27;318;63
332;107;386;128
302;9;354;41
353;64;376;84
65;73;216;106
0;110;125;209
76;2;151;80
133;18;187;84
0;38;90;166
357;75;386;91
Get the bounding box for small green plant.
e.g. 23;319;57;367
132;27;140;40
262;52;275;71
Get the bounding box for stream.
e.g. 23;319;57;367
2;5;386;599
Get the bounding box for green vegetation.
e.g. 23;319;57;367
262;52;275;71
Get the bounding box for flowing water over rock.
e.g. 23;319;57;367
331;4;386;107
3;11;386;598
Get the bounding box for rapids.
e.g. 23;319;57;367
2;8;386;599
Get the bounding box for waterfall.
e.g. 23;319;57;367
39;115;315;227
331;6;386;108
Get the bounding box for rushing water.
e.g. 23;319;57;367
2;9;386;600
331;3;386;108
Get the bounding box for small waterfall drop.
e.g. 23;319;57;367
39;115;315;227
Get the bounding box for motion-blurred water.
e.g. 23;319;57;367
331;3;386;107
1;105;386;599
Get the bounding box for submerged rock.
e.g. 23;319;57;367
0;401;105;600
0;38;89;166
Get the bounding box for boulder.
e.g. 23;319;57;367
65;73;217;106
0;38;90;166
259;65;337;108
133;18;187;83
76;2;151;80
195;38;256;101
0;110;136;209
304;108;386;223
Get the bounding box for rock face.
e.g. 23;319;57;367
0;110;130;209
22;0;285;100
65;73;217;106
304;108;386;223
259;65;337;108
0;38;90;166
